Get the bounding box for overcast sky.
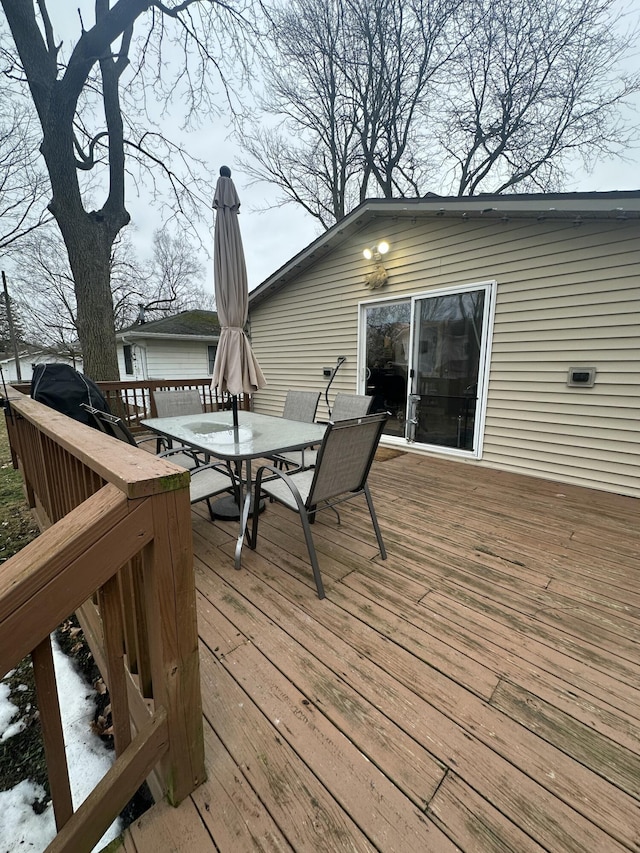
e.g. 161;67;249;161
123;0;640;296
38;0;640;296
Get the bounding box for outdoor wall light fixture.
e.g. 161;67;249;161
363;240;390;261
363;240;390;289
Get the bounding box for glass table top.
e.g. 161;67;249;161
141;410;327;460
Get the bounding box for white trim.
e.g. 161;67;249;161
115;332;219;343
474;280;497;458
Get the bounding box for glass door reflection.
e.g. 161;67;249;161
363;301;411;437
411;289;485;451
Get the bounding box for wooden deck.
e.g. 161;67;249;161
121;450;640;853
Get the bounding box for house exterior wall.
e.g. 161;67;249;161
0;353;83;383
249;215;640;498
116;339;215;380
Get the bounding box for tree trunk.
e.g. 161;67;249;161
61;214;121;381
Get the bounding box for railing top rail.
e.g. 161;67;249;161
11;378;219;393
6;389;190;500
0;484;141;675
95;378;217;391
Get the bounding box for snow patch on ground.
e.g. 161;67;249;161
0;635;121;852
0;682;25;742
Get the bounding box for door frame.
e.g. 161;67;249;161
358;280;497;459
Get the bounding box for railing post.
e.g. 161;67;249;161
141;486;206;804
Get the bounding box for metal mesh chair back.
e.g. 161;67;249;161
282;390;321;423
330;393;373;421
153;389;203;418
79;403;109;433
308;413;387;506
93;410;139;446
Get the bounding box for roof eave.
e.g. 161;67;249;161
115;332;220;343
248;190;640;309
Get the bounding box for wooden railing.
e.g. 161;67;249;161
12;377;251;432
0;388;206;852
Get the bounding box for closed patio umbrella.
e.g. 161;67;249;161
212;166;266;426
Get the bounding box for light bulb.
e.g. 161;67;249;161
363;247;373;260
377;241;389;255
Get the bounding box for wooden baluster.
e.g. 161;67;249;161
98;574;132;755
32;636;74;830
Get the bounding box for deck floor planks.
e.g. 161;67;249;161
368;492;637;597
194;532;636;851
374;460;638;568
427;772;549;853
198;600;458;852
198;641;379;851
426;591;640;717
343;564;640;751
490;680;640;798
339;511;640;661
194;569;448;808
121;452;639;852
193;719;294;852
123;797;213;851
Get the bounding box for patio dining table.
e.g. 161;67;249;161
141;410;327;568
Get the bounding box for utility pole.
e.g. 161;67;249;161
1;270;22;381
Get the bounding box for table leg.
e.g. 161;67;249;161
234;459;253;570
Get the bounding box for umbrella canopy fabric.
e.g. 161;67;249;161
212;171;266;398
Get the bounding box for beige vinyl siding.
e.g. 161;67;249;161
485;276;638;495
250;215;640;497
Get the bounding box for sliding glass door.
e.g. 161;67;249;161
362;300;411;437
360;282;494;456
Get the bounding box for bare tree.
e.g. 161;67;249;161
439;0;640;195
142;228;211;318
241;0;638;226
240;0;361;228
344;0;461;201
240;0;458;227
0;0;256;379
0;87;50;254
12;225;138;356
11;227;83;360
14;224;212;356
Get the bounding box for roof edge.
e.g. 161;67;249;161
249;190;640;309
115;332;219;343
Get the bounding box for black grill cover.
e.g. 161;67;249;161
30;363;110;427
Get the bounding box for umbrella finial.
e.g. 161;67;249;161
220;165;232;177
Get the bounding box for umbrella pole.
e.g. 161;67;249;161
210;395;265;521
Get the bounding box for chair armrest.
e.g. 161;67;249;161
158;446;204;467
135;433;167;450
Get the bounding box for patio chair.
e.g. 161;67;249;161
281;389;321;422
249;412;388;599
151;389;208;463
277;392;374;470
152;389;204;418
81;403;166;450
81;405;236;519
269;389;321;470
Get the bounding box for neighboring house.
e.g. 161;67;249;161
0;347;83;383
115;310;220;381
248;191;640;498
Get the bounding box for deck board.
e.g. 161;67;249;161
121;452;640;852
